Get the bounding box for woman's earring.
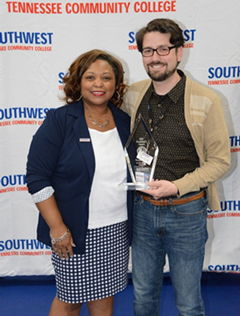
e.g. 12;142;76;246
76;95;82;101
115;90;120;102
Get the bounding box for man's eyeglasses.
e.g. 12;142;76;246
141;45;177;57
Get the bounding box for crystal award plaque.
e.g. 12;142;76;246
124;113;159;190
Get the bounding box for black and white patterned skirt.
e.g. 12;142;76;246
51;220;129;303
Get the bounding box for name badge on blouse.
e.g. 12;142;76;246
79;138;91;142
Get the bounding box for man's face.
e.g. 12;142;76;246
142;31;183;82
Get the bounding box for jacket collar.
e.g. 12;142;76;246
67;99;129;145
67;99;130;183
67;99;127;119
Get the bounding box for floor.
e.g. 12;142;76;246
0;273;239;316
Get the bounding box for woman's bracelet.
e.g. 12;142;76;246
50;227;69;245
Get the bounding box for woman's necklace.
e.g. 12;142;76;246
85;106;110;128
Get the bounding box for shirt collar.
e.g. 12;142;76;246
149;69;186;104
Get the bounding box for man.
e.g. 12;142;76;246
122;18;230;316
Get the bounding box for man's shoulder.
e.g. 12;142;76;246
128;78;151;92
122;80;151;115
111;103;130;122
186;76;220;100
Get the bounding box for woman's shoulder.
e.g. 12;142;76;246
110;102;130;122
46;101;84;120
45;103;68;118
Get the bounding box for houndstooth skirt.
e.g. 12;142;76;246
51;220;129;303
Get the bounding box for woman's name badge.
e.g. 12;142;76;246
79;138;91;142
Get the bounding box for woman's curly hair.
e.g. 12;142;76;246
62;49;127;108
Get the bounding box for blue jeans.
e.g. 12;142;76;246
132;191;208;316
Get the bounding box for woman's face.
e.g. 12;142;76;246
81;59;116;108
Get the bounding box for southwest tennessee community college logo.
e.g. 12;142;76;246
0;174;27;194
208;264;240;272
230;135;240;154
58;72;67;90
0;31;53;52
0;107;55;127
208;66;240;86
0;239;51;258
207;134;240;219
128;29;196;50
5;1;176;14
208;202;240;219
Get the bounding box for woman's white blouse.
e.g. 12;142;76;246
88;127;127;229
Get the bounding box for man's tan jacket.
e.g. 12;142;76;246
122;77;231;211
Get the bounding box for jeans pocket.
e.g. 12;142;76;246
172;196;208;216
134;193;143;205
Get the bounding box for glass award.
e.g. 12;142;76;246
124;113;159;190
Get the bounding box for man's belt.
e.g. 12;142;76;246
137;190;206;207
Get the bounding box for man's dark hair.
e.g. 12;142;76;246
136;18;185;52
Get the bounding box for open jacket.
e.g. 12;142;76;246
26;100;134;254
122;77;230;211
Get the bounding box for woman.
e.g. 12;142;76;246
26;49;134;316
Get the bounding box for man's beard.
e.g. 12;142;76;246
147;62;177;82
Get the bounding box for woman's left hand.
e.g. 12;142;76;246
52;230;75;259
139;179;178;200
